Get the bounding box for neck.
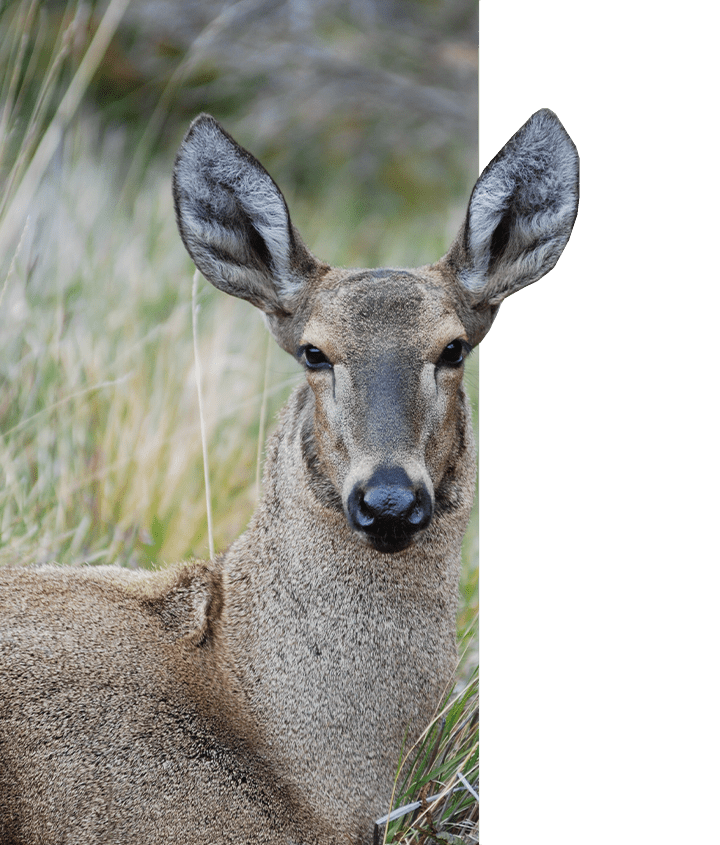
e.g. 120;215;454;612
221;383;474;835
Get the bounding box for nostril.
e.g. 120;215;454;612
355;495;376;528
347;467;433;552
407;501;427;527
407;484;432;529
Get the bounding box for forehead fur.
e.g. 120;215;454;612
297;268;470;354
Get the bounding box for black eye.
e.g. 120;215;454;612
438;339;465;367
302;346;332;369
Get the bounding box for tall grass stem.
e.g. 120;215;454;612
255;329;272;499
0;0;131;256
192;270;215;560
119;4;243;202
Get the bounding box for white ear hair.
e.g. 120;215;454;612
452;109;579;307
173;114;313;314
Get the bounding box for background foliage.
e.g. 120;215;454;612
0;2;478;838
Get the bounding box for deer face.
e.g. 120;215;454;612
292;269;473;552
173;111;579;553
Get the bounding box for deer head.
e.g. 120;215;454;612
173;109;579;554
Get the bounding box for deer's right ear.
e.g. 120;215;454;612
173;115;323;317
442;109;579;335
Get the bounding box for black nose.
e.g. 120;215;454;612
347;467;433;553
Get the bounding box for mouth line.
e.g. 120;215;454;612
354;530;415;555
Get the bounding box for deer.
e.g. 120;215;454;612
0;108;578;844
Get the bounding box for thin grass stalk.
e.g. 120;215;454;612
10;0;44;112
380;674;459;844
192;270;215;560
119;3;244;202
0;1;74;210
0;0;131;254
406;747;477;835
0;0;33;132
0;215;27;314
0;0;36;144
23;0;78;132
0;2;56;213
255;329;273;499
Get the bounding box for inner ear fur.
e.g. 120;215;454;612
440;108;579;321
172;114;325;324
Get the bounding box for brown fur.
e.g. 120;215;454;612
0;110;578;844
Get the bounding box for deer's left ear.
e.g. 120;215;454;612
173;114;324;318
440;109;579;326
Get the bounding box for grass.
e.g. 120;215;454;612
0;117;479;578
0;1;478;839
376;628;479;845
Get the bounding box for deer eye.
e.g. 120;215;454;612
302;346;332;370
437;339;466;367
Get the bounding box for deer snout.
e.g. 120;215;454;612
347;466;433;554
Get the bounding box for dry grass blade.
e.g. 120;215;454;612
192;270;214;559
0;0;131;254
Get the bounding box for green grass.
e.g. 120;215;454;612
0;2;478;839
377;636;478;844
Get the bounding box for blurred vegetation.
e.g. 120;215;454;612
2;0;477;246
1;1;478;838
